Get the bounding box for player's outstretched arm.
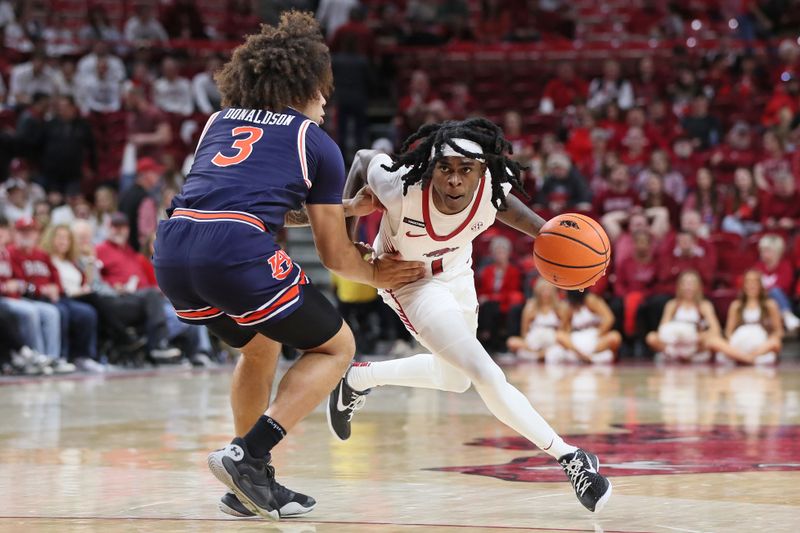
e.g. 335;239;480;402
496;194;548;238
307;203;425;289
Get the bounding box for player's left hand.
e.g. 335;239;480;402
347;186;384;217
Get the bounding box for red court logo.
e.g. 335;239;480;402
429;424;800;481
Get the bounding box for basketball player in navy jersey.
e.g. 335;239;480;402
153;11;424;520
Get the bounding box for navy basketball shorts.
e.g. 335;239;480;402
153;209;343;349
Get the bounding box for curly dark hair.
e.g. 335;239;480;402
215;10;333;111
381;118;527;211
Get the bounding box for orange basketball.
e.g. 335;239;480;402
533;213;611;290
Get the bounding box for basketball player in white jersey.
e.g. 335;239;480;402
327;119;612;512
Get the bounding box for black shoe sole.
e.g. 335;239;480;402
207;452;279;520
219;497;316;518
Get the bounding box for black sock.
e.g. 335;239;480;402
242;415;286;458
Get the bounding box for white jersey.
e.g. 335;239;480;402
368;154;511;281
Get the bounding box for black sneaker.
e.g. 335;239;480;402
559;449;612;512
326;372;369;441
219;482;316;518
207;437;280;520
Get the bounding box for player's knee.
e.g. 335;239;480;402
315;321;356;362
464;359;506;389
438;371;471;393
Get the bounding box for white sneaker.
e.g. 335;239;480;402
589;350;615;364
753;352;777;365
76;358;106;373
782;311;800;332
49;359;77;374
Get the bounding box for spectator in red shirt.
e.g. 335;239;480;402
125;87;172;163
632;56;663;107
565;106;596;170
762;171;800;233
595;164;639;239
670;136;706;184
753;233;800;331
539;62;588;113
96;213;181;360
612;209;670;272
612;229;658;337
657;209;717;268
683;167;725;235
707;121;758;185
445;83;475;121
762;74;799;127
221;0;261;41
503;110;535;164
396;70;443;138
330;5;375;60
477;236;525;352
637;149;686;203
640;172;680;228
722;167;763;236
9;217;96;367
754;129;792;190
614;230;657;299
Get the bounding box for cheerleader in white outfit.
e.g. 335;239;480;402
506;278;560;360
646;270;722;363
706;270;782;365
551;290;621;364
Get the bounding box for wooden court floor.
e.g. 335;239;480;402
0;361;798;533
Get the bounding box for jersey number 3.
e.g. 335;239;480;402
211;126;264;167
268;250;293;280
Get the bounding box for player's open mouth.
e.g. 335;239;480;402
446;194;463;201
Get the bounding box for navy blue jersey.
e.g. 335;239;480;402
169;107;345;232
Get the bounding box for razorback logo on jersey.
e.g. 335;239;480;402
428;423;800;480
470;221;484;232
423;247;459;258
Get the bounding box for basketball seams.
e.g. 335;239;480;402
538;231;607;256
570;213;609;255
533;250;607;269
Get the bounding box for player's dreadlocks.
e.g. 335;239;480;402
381;118;528;211
215;10;332;111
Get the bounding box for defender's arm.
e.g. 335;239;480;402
284;149;384;230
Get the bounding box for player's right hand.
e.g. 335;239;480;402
372;252;426;289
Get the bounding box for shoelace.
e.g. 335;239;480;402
265;463;294;504
562;456;592;497
346;393;367;421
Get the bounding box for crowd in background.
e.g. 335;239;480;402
1;0;800;374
